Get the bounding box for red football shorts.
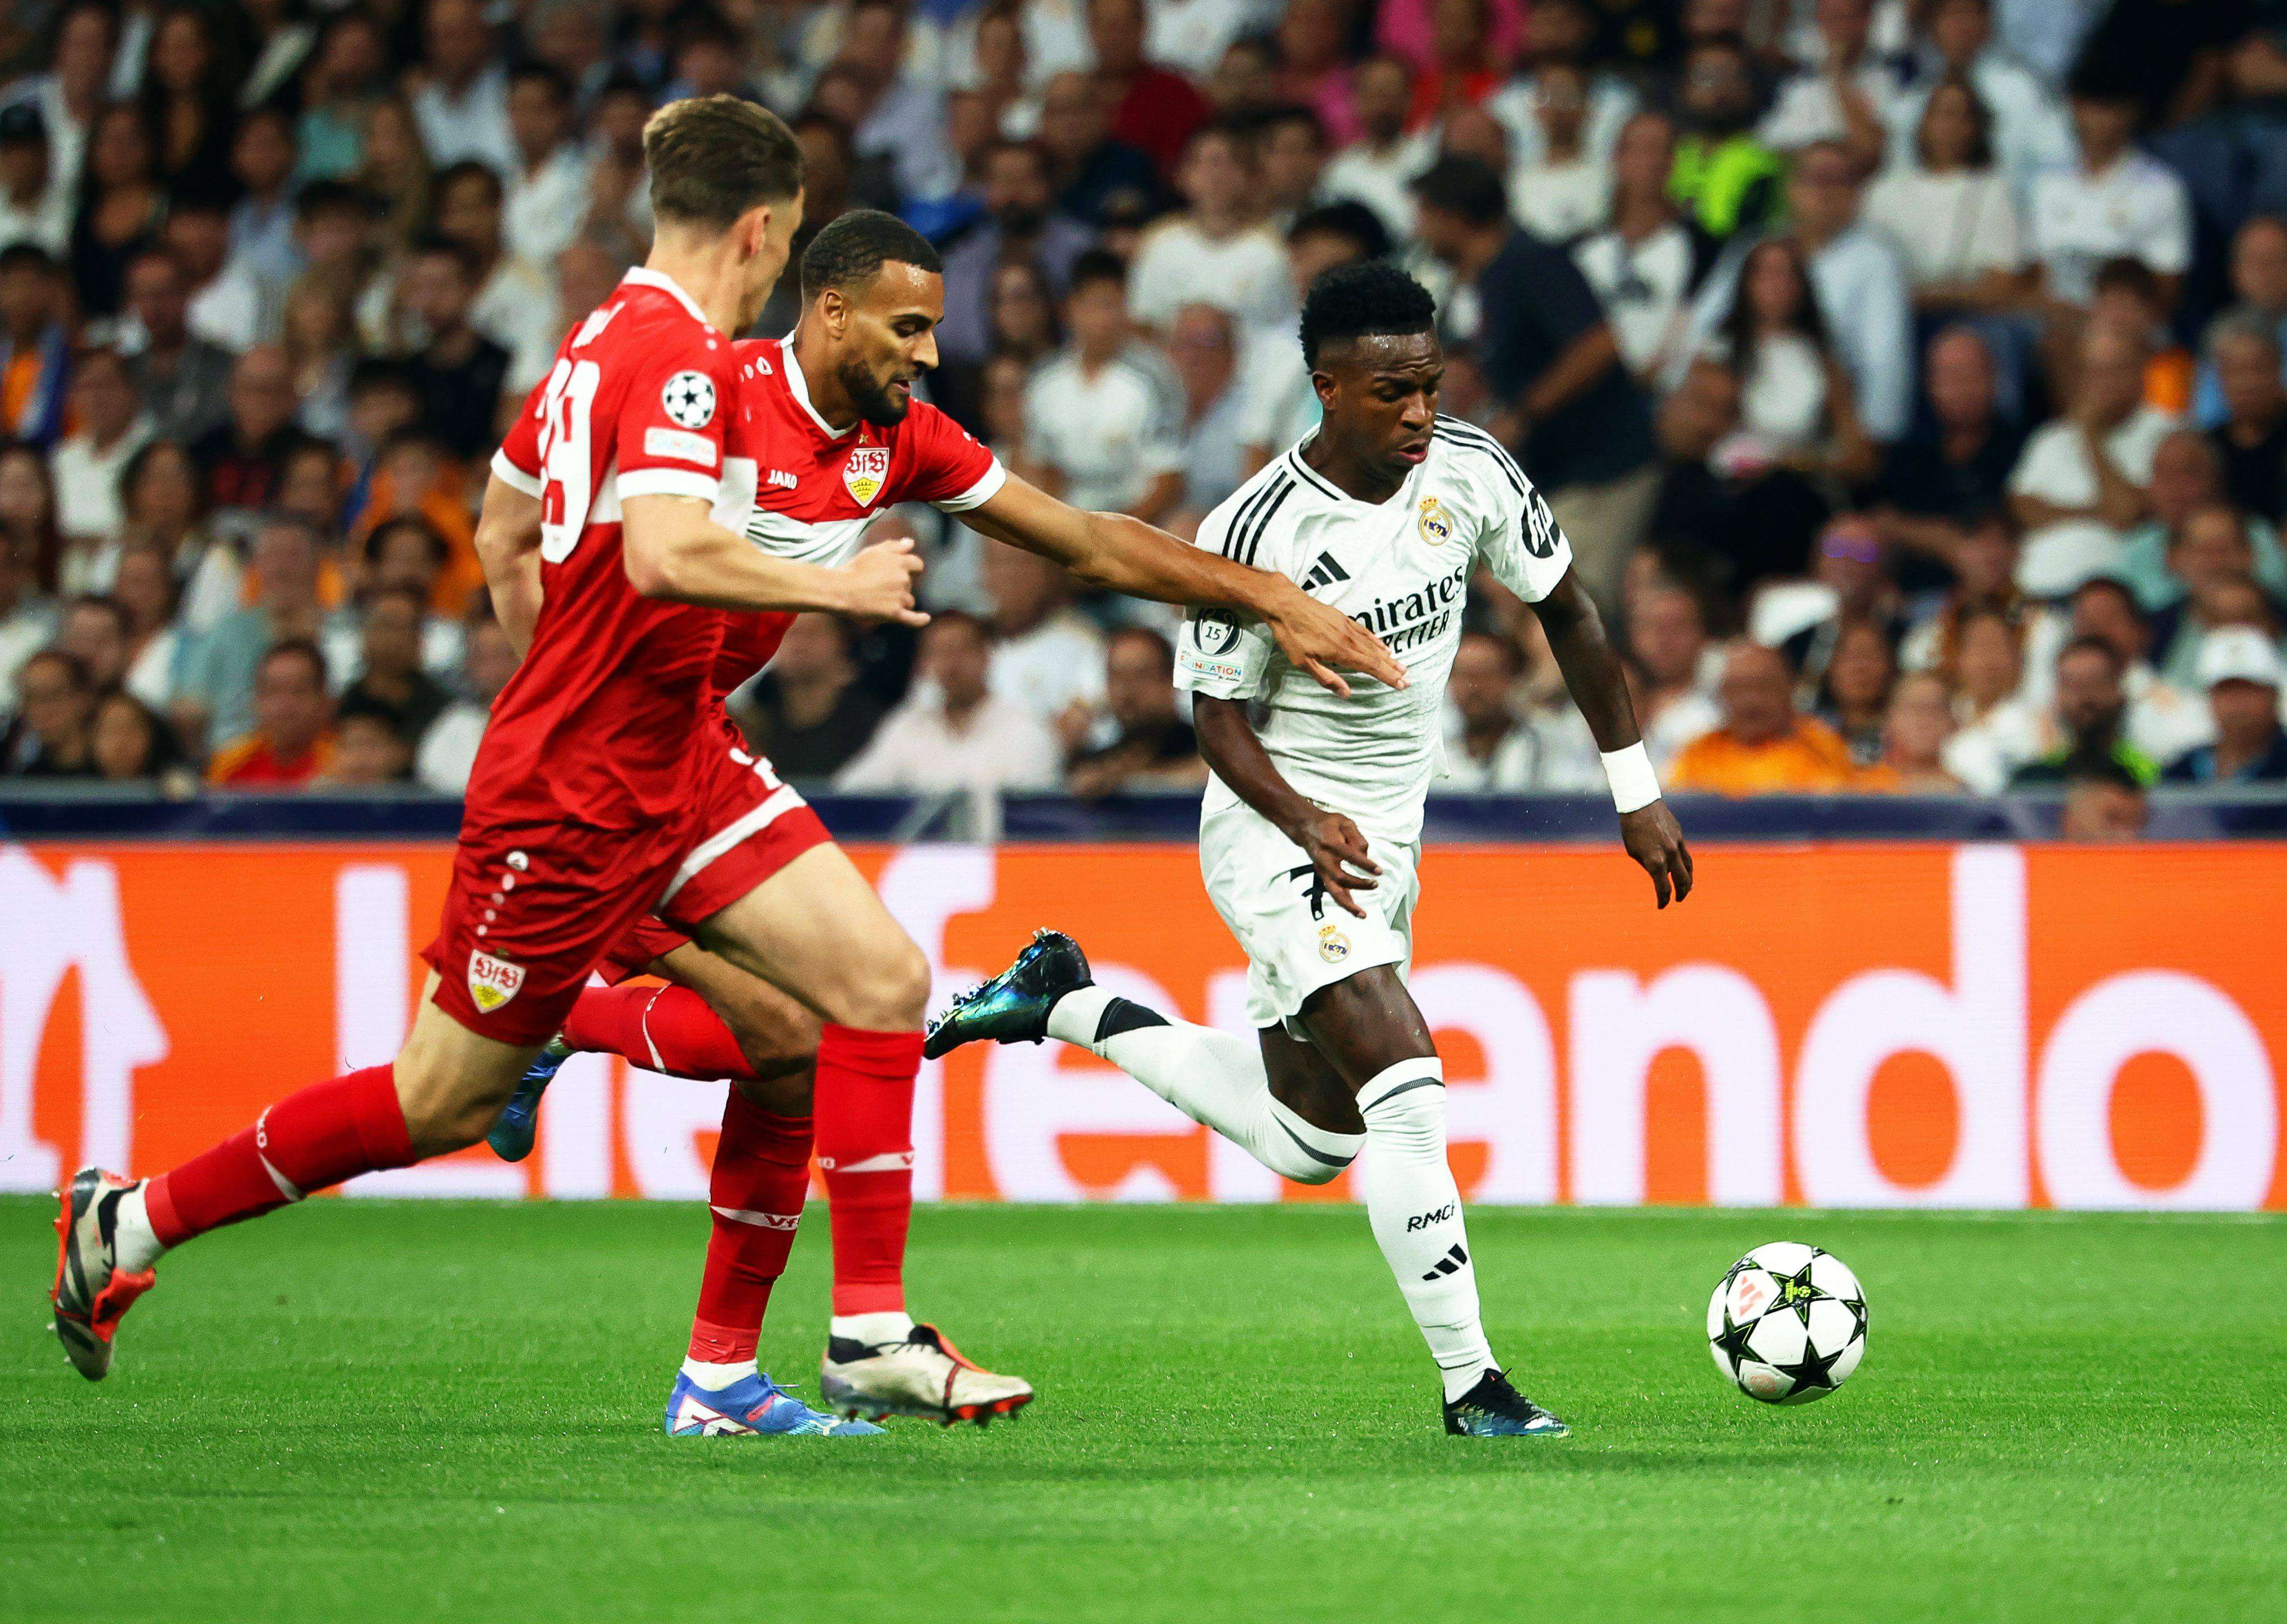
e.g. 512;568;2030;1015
424;739;831;1042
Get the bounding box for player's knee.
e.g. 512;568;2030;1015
832;937;931;1030
1264;1094;1364;1185
392;1049;518;1156
1359;1061;1447;1157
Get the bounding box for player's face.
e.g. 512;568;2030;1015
737;189;806;330
829;260;944;426
1313;330;1441;483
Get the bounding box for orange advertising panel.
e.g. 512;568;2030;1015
5;840;2284;1209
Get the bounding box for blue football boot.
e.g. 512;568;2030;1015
1443;1370;1570;1438
488;1035;573;1162
923;930;1091;1060
664;1370;885;1438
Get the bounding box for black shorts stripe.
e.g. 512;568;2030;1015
1220;473;1289;560
1236;478;1296;567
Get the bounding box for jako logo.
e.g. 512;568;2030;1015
1406;1204;1456;1232
766;469;797;489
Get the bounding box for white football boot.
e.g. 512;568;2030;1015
819;1322;1033;1427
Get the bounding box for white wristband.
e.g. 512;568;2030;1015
1601;742;1661;814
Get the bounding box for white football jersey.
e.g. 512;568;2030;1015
1177;419;1574;838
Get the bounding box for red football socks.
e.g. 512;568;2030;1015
811;1024;923;1316
686;1092;813;1364
562;984;760;1083
145;1065;413;1247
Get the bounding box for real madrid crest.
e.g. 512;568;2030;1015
1318;922;1351;964
843;444;890;506
1417;495;1452;547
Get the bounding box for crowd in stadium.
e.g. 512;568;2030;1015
1;0;2285;806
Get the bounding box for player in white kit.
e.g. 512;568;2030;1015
926;263;1693;1436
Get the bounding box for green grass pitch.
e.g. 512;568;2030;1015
5;1197;2285;1623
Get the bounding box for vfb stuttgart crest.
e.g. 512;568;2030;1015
843;445;890;506
467;949;525;1014
1417;495;1452;547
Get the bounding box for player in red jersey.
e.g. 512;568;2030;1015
46;101;926;1434
479;210;1410;1431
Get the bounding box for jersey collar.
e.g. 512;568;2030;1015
779;338;856;441
1286;440;1414;508
619;266;717;333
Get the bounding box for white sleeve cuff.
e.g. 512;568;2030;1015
930;458;1007;512
616;468;720;504
490;447;543;498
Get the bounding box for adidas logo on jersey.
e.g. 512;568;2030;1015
1302;552;1350;591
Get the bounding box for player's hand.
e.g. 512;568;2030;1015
837;537;929;626
1265;586;1407;697
1296;811;1381;919
1620;800;1693;909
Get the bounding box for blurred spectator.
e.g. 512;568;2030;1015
983;540;1106;726
1887;0;2072;205
0;646;93;774
142;6;234;204
938;140;1092;373
429;161;559;393
2149;506;2269;686
280;274;357;441
1709;236;1877;487
1943;606;2042;790
0;439;58;591
1091;0;1212;178
1875;326;2023;599
503;63;590;270
1573;111;1715;387
69;103;166;320
1065;626;1205;797
52;346;148;568
840;0;961;207
2007;323;2174;598
110;541;179;709
10;4;110;198
1413;154;1655;604
1150;0;1259;79
399;237;509;462
1856;670;1968;792
1668;640;1858;793
2029;76;2189;314
1627;579;1720;769
0;244;70;444
1484;0;1632;170
1645;355;1828;591
0;103;69;257
0;541;56;711
1863;76;2027;318
338;584;452;743
194;343;304;516
120;247;232;445
55;591;127;692
359;95;435;255
1440;627;1597;789
1128;122;1290;333
1254;106;1328;232
1168;301;1247;519
1507;61;1610;243
2205;314;2287;522
178;516;328;751
88;687;190;789
1759;0;1906;169
2089;257;2189;415
1899;518;2022;677
412;0;516;176
2163;628;2287;784
320;701;415;786
1670;36;1783;243
293;10;388;184
1812;616;1896;765
734;612;884;786
2117;429;2287;611
207;638;335;788
168;197;265;353
1235;202;1389;475
837;611;1061;793
356;432;483;613
1023;251;1182;521
2056;760;2147;841
2193;216;2287;428
416;611;519;793
2012;633;2160;787
2045;575;2211;762
1780;516;1905;686
1318;52;1434;241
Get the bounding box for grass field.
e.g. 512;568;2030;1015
5;1197;2285;1623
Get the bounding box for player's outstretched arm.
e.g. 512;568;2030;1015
474;476;544;656
1194;695;1381;919
961;474;1406;697
621;495;929;624
1528;569;1695;909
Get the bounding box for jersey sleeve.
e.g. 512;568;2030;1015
614;338;736;505
1174;503;1280;701
1469;440;1574;604
490;369;550;496
899;402;1007;512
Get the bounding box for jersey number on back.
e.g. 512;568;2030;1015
536;357;601;564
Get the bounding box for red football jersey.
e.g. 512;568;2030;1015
709;336;1003;693
480;269;756;831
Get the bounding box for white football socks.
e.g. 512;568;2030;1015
681;1358;758;1391
1045;986;1362;1184
1356;1059;1498;1402
830;1310;916;1347
112;1183;164;1275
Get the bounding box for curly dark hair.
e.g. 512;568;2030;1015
1299;260;1436;368
799;209;943;302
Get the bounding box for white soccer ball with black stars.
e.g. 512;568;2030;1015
1707;1242;1867;1404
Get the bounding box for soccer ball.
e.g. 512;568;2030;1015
1706;1242;1867;1404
